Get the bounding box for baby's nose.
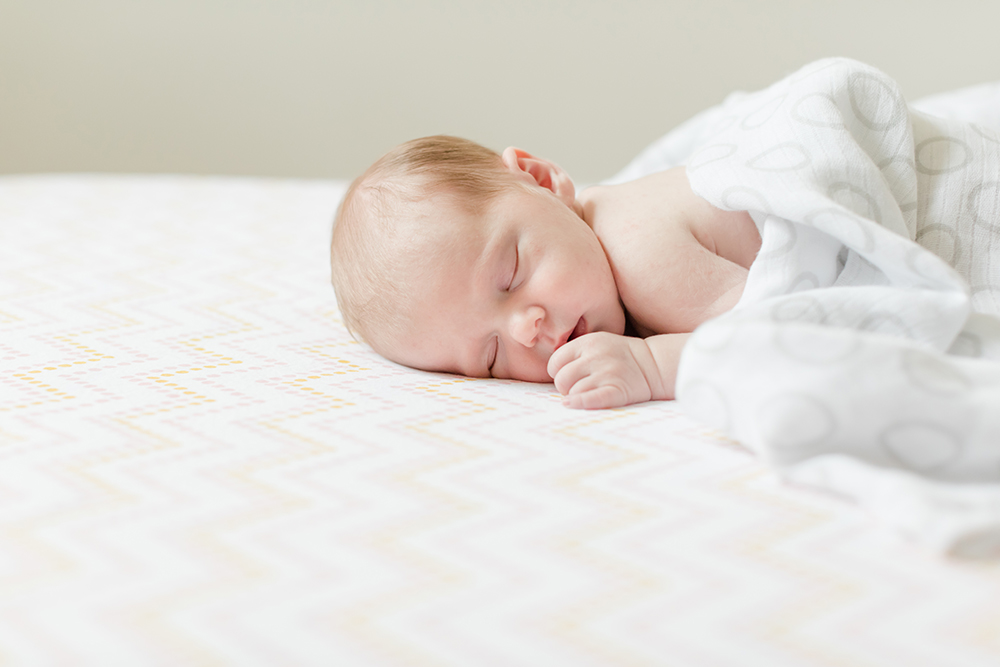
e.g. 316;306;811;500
511;305;546;348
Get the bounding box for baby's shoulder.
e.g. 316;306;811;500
583;167;759;334
587;167;692;255
586;167;709;275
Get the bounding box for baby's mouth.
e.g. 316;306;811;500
554;317;586;351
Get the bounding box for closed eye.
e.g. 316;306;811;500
506;246;519;291
487;336;499;376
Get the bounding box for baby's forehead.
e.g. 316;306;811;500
379;194;477;273
400;190;489;247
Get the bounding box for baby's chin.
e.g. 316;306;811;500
507;363;556;384
596;316;629;340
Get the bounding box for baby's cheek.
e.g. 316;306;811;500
507;349;555;383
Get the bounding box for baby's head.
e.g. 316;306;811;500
331;135;625;382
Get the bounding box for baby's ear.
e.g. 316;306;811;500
500;147;577;209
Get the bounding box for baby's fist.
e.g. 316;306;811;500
546;333;664;410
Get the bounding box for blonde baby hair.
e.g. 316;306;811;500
330;135;518;354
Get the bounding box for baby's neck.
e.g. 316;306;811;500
576;167;761;337
579;168;760;270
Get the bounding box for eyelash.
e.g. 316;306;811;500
488;336;499;374
506;248;519;291
491;246;517;375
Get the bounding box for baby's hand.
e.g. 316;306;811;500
547;333;666;410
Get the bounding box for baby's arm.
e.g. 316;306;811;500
547;332;690;410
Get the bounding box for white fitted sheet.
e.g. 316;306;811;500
3;82;1000;663
0;75;1000;667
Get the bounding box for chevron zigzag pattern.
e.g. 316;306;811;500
2;174;1000;666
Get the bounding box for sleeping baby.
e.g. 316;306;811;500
333;57;1000;553
330;135;762;409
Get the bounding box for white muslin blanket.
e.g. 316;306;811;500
675;58;1000;556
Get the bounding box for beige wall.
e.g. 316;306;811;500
3;0;1000;183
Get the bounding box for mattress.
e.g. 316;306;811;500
3;173;1000;667
6;78;1000;663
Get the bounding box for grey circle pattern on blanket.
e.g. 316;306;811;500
949;331;983;358
876;153;917;172
915;136;972;175
880;422;963;472
679;380;731;431
858;312;914;339
746;142;812;172
972;123;1000;145
687;144;738;171
786;271;821;293
790;93;845;129
904;245;961;286
678;58;1000;497
756;216;797;259
877;156;919;233
771;295;826;324
901;349;972;395
848;71;907;130
741;95;787;129
687;321;737;352
827;183;882;224
916;223;961;266
805;207;875;253
967;181;1000;232
757;393;836;451
971;285;1000;315
710;114;740;134
774;327;860;364
720;186;770;213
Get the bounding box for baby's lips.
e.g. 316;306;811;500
568;316;587;342
554;318;579;351
548;316;587;377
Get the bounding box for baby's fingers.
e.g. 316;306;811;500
550;356;593;395
547;339;583;379
562;385;628;410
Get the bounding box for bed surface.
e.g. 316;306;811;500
3;173;1000;665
